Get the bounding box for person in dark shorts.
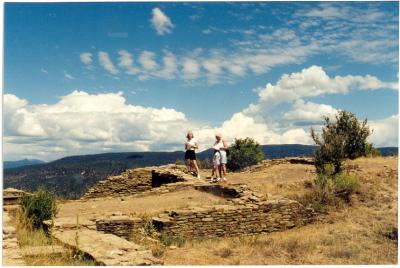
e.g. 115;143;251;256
184;130;201;178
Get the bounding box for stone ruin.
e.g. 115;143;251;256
4;159;318;266
78;163;317;241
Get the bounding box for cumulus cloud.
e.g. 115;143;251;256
4;91;190;160
150;8;174;35
245;65;397;114
369;115;399;147
80;52;93;65
98;51;119;75
283;100;338;124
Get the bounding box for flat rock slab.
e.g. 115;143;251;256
21;245;68;257
52;229;162;266
2;211;26;266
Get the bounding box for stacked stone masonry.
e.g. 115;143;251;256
96;215;143;240
152;199;316;238
82;164;193;199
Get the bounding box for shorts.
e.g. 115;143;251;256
220;151;227;164
213;151;221;167
184;150;196;160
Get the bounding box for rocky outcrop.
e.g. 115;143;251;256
52;229;163;266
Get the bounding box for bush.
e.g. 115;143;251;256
297;167;359;211
365;145;382;157
20;187;58;229
198;157;212;169
311;110;372;174
159;232;186;247
227;137;264;171
333;173;360;202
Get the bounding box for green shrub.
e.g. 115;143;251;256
198;157;212;169
159;232;186;247
227;137;264;171
175;159;185;165
333;173;360;202
20;187;58;229
311;110;372;174
365;145;382;157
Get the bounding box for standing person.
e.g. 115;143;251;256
210;143;222;183
184;131;201;179
214;133;229;182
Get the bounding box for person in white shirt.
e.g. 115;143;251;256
184;131;201;179
210;133;228;183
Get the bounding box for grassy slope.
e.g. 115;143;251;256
161;157;398;265
13;156;398;265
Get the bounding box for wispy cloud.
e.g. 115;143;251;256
64;72;75;80
118;50;139;75
150;7;174;35
80;52;93;65
98;51;119;75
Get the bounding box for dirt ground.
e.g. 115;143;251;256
57;188;228;219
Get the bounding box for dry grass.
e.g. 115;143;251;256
162;156;398;265
13;211;96;266
16;156;396;265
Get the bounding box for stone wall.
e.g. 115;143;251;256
96;215;143;240
152;199;316;238
82;164;193;199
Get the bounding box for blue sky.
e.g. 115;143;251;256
3;1;399;161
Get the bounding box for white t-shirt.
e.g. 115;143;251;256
213;140;224;150
186;138;197;151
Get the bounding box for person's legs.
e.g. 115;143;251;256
221;164;227;181
185;160;191;172
191;159;201;178
220;151;227;181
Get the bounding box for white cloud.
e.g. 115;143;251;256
369;115;399;147
118;50;139;75
150;8;174;35
283;99;338;123
41;68;48;74
182;58;200;80
158;51;177;79
98;51;119;75
202;58;222;84
80;52;93;65
139;51;158;71
4;91;189;160
64;72;75;80
245;65;397;114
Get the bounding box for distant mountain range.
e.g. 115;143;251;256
3;159;46;169
3;145;397;199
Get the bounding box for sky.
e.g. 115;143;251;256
3;1;399;161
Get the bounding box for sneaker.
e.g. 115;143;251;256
216;177;221;182
197;174;201;179
209;178;216;183
222;177;227;182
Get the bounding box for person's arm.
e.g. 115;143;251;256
220;140;228;151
